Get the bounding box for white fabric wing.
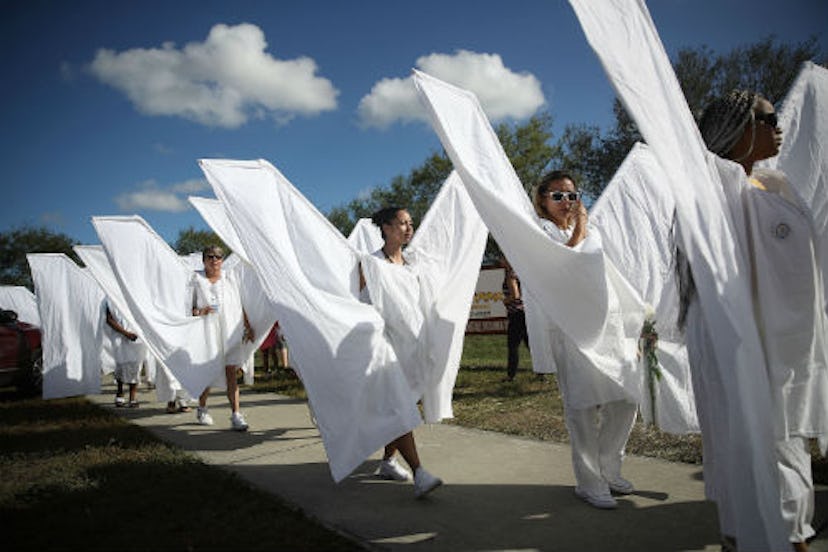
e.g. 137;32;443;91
27;254;107;399
412;69;612;349
590;143;698;433
199;158;422;483
347;218;384;254
74;245;184;401
568;1;785;548
763;61;828;311
0;286;40;326
362;172;489;422
188;196;251;264
92;216;225;398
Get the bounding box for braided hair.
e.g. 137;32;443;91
698;90;758;160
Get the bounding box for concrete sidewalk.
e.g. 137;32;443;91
92;384;828;552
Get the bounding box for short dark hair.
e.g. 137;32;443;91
370;207;405;239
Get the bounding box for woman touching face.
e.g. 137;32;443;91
540;177;582;229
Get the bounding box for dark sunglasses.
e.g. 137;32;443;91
547;191;581;202
205;254;224;260
754;111;778;128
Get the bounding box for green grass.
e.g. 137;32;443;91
0;395;360;552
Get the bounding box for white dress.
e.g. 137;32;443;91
191;269;246;369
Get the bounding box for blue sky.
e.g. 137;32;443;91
2;0;826;245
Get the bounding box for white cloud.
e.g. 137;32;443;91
89;23;339;128
358;50;545;129
115;178;209;213
170;178;210;194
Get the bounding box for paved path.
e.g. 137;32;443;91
92;384;828;552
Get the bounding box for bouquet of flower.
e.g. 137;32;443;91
639;306;660;426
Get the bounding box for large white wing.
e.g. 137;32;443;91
568;1;784;548
591;143;698;434
92;215;225;398
199;158;421;483
765;61;828;308
27;254;106;399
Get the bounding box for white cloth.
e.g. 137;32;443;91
591;143;698;434
106;306;146;367
0;286;40;326
412;70;645;412
74;245;184;403
361;173;489;421
567;1;787;548
761;61;828;312
777;436;816;542
27;254;107;399
347;218;384;254
199;159;486;481
91;216;274;398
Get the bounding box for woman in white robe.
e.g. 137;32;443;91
532;171;638;510
359;206;443;499
190;245;255;432
687;90;828;551
105;304;145;407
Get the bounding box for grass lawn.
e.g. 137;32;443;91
0;394;359;551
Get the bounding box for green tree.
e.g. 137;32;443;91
173;226;228;255
0;226;80;290
580;35;823;197
327;113;557;235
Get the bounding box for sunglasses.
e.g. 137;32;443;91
205;254;224;260
754;111;778;128
547;191;581;202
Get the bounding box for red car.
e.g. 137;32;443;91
0;309;42;395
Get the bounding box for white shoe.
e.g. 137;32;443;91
114;396;126;407
196;407;214;426
606;476;634;495
377;457;410;481
574;487;617;509
413;467;443;498
230;412;249;432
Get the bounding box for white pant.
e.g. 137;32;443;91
778;436;815;542
565;399;637;494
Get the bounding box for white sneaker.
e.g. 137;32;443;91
114;396;126;407
230;412;249;432
377;457;410;481
606;476;634;495
196;407;214;426
413;467;443;498
574;487;617;509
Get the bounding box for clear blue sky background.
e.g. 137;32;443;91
2;0;826;245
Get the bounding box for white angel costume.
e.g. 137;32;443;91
198;160;487;482
413;70;646;499
74;245;189;405
106;303;146;385
566;1;828;549
0;286;41;327
27;254;110;399
91;216;275;400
